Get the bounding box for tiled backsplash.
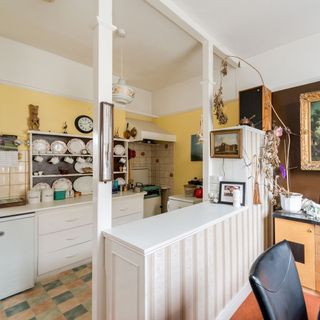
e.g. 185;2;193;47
0;150;29;199
129;142;174;194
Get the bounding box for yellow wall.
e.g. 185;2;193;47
154;109;202;194
0;84;93;148
213;99;239;129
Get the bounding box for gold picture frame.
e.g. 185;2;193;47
300;91;320;170
210;129;242;158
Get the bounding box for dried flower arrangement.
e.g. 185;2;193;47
217;56;298;207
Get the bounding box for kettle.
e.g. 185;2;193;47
194;186;203;199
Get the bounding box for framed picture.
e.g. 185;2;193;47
210;129;242;158
300;91;320;170
219;181;246;206
191;134;203;161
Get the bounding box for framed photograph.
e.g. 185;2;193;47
300;91;320;170
219;181;246;206
191;134;203;161
210;129;242;158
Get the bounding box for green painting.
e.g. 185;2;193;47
191;134;203;161
311;101;320;161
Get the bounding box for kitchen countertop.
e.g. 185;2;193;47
168;194;202;203
104;202;248;255
0;191;146;219
273;210;320;226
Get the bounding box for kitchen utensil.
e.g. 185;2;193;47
33;183;51;191
54;189;66;200
194;186;203;199
134;182;144;193
124;123;131;139
119;157;126;164
116;177;126;186
86;140;93;155
86;157;93;163
32;139;50;154
51;140;67;154
49;156;60;164
27;190;41;204
76;157;86;163
114;144;125;156
42;189;54;203
74;162;93;173
130;127;137;138
34;155;44;162
64;156;74;164
184;184;196;197
52;178;72;192
239;115;256;127
67;138;85;154
73;176;93;194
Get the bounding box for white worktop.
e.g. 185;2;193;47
0;191;146;219
104;202;248;254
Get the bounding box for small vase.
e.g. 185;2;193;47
280;193;303;213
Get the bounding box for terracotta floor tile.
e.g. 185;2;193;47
57;297;80;314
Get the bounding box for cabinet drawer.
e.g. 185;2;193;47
39;204;93;235
38;241;92;275
112;197;143;219
39;224;92;253
112;212;143;227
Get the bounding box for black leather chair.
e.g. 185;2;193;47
249;240;310;320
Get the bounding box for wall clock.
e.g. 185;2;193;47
74;115;93;133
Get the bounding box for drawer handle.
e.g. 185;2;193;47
307;228;313;233
65;218;79;223
66;237;78;241
0;231;5;237
65;254;78;259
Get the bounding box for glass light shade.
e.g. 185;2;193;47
112;78;135;105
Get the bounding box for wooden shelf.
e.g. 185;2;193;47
32;173;92;178
113;155;127;158
29;130;92;139
113;171;127;174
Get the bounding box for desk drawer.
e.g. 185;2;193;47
38;241;92;275
39;204;93;235
39;224;92;253
113;197;143;219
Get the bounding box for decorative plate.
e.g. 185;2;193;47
51;140;67;154
74;162;93;174
86;140;93;155
52;178;73;191
116;177;126;186
114;144;125;156
33;183;51;191
73;176;93;194
32;139;50;154
67;138;86;154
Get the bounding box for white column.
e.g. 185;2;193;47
201;41;215;199
92;0;113;319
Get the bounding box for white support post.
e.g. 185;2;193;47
201;41;215;199
92;0;113;319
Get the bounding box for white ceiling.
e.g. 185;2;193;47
171;0;320;58
0;0;202;91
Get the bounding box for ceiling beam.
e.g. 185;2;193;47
145;0;238;67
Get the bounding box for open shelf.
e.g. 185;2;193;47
113;171;127;174
33;173;93;178
32;153;92;157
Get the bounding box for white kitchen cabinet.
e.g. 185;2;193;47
167;195;202;211
37;203;93;277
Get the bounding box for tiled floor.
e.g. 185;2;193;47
0;264;92;320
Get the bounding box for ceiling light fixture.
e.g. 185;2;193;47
112;29;135;105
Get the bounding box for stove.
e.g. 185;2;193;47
143;184;161;199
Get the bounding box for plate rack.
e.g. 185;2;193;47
29;131;93;193
113;138;130;185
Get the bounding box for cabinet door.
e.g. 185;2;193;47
275;218;315;290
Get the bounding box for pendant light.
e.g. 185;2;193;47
112;29;135;105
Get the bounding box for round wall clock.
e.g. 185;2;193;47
74;115;93;133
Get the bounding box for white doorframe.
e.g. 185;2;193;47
92;0;113;319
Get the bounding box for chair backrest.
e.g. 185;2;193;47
249;240;308;320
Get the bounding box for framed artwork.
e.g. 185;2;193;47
210;129;242;158
191;134;203;161
300;91;320;170
219;181;246;206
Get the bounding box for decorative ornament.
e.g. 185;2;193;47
28;104;40;130
62;122;68;134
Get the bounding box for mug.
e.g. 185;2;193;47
49;156;59;165
86;157;93;163
119;157;126;164
64;156;74;164
76;157;85;163
34;155;44;162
